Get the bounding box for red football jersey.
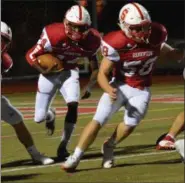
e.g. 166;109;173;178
26;23;101;70
101;22;167;89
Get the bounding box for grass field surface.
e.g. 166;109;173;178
1;82;184;183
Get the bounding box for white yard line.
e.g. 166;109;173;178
48;132;142;140
9;93;184;106
1;107;183;127
1;151;176;173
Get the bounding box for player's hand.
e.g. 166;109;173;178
42;62;58;74
108;88;117;101
33;61;57;74
81;87;91;100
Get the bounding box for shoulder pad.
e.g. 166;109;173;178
45;23;67;46
103;30;135;49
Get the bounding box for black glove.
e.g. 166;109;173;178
81;90;91;100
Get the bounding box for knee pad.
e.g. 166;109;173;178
1;96;23;125
34;109;47;123
7;111;23;125
124;119;138;127
124;112;141;126
65;102;78;123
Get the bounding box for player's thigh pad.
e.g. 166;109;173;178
59;69;80;103
34;92;56;122
38;74;59;94
93;91;124;126
1;96;23;125
35;74;58;122
124;87;151;126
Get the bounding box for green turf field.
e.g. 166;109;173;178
1;83;184;183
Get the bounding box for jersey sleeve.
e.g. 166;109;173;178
88;43;101;64
86;29;101;64
37;28;53;52
101;40;120;62
26;23;65;66
25;28;52;66
160;31;168;50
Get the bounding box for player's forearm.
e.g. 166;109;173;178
25;44;45;66
97;71;113;93
86;69;98;91
26;45;50;74
32;62;47;73
166;49;185;61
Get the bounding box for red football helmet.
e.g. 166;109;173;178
64;5;91;41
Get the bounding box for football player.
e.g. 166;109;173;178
61;2;185;170
26;5;101;161
1;21;54;165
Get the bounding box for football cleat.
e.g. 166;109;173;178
60;155;80;172
175;139;184;162
32;153;54;165
101;140;114;168
57;141;70;161
46;108;56;136
156;134;175;150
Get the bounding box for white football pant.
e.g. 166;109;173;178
93;81;151;126
34;69;80;122
1;96;23;125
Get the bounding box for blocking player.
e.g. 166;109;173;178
26;5;101;160
1;21;54;165
61;2;185;170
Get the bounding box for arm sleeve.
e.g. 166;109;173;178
25;28;52;66
101;40;120;62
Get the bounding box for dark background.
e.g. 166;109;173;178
1;0;185;77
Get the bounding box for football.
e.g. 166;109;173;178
37;54;64;72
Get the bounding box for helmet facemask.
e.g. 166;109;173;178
119;20;151;43
64;19;90;42
128;21;151;43
1;35;11;53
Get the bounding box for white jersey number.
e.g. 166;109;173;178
123;56;157;77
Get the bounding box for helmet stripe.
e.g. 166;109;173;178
1;32;11;41
132;3;144;20
78;5;82;21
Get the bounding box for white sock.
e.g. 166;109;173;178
73;147;84;159
27;145;40;156
61;122;75;147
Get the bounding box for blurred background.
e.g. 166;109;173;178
1;0;185;80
